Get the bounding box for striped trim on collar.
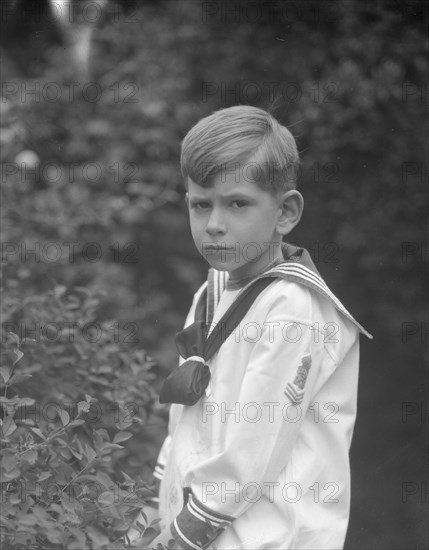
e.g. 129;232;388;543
206;268;228;325
208;262;372;340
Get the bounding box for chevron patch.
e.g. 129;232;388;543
284;354;312;405
284;382;304;405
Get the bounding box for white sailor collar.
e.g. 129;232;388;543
209;243;373;340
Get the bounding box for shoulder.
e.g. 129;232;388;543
253;277;357;328
250;278;314;324
248;278;359;363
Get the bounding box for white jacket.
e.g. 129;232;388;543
155;254;371;550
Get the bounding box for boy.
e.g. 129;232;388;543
128;105;372;549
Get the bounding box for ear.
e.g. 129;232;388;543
276;190;304;236
185;192;189;207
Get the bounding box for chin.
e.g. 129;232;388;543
204;258;240;273
205;260;230;271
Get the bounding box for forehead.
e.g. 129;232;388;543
187;166;268;198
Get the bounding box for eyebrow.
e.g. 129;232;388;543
221;191;255;199
189;192;255;201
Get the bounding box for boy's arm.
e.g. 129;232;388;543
169;288;358;549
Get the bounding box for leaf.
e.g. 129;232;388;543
140;526;159;546
17;397;36;406
69;527;86;547
58;447;73;460
120;471;135;485
98;491;116;507
96;471;113;488
84;444;97;463
31;427;46;440
69;446;83;460
21;448;37;465
95;428;110;441
12;348;24;366
21;337;37;344
0;367;10;383
0;515;14;529
54;285;67;298
2;469;20;480
68;418;86;427
114;406;134;430
7;332;20;345
98;365;112;374
62;494;79;513
58;409;70;426
100;442;124;452
1;415;17;437
75;474;100;483
8;373;32;386
31;505;49;521
46;527;62;544
19;513;38;526
135;510;147;526
86;526;109;548
2;450;17;472
20;417;36;426
113;431;133;443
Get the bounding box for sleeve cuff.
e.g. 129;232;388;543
146;496;159;509
153;461;165;481
170;490;234;549
147;470;162;510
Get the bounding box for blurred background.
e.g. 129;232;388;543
1;0;427;548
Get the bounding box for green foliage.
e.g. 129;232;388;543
0;286;162;549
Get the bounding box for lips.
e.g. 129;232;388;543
202;244;234;251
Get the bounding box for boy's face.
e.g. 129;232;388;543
186;168;286;281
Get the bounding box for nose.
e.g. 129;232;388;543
205;206;226;236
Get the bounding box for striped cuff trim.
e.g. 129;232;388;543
171;491;234;549
189;493;234;525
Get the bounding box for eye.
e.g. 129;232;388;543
191;201;211;210
231;200;248;208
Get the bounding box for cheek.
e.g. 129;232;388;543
189;217;203;240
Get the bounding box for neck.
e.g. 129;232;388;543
226;245;285;290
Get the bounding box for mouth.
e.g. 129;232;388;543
202;244;234;251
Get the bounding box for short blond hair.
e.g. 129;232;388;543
180;105;300;194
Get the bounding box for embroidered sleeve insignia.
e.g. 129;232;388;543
284;354;312;405
293;354;312;390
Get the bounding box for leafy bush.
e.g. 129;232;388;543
0;285;162;549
